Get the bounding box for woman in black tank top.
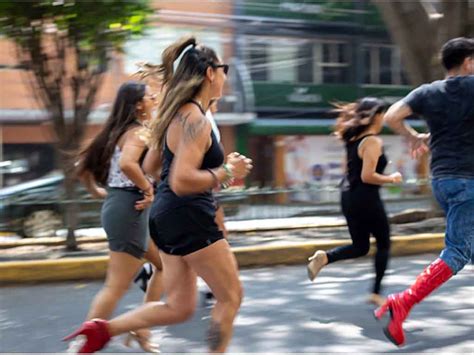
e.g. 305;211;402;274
64;36;253;353
307;97;403;306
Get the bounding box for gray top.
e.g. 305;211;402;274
403;75;474;179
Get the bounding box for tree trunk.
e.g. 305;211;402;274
372;0;442;85
64;171;79;251
57;145;80;251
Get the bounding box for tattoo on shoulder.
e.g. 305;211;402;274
182;114;207;143
175;112;190;125
207;320;223;351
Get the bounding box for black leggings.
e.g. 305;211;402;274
327;187;391;294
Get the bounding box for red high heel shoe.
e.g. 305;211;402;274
63;319;111;353
374;258;452;346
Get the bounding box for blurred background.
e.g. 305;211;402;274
0;0;472;243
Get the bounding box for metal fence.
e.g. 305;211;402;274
1;180;433;237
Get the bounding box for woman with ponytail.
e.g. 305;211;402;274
307;97;403;306
73;81;163;353
64;36;253;353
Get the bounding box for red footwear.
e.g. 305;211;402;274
374;258;453;346
63;319;111;353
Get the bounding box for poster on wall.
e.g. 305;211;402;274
284;135;419;201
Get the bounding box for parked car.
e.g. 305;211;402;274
0;171;246;238
0;172;102;238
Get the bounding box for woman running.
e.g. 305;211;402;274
64;36;252;353
307;97;403;306
75;81;163;352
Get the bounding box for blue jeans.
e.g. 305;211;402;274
432;178;474;274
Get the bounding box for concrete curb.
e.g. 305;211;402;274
0;233;444;284
0;235;106;249
0;218;347;249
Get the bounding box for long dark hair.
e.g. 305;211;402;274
333;97;388;143
149;35;220;150
77;81;146;185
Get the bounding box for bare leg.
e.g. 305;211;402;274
86;251;143;320
143;239;164;302
107;251;197;336
126;239;164;351
184;239;243;353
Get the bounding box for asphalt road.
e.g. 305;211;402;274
0;254;472;353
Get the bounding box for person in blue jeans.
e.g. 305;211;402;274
374;37;474;347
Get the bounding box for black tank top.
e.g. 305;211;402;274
344;134;388;190
154;102;224;214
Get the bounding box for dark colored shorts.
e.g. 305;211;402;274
149;205;223;256
101;187;150;259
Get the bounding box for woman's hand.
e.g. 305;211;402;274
226;152;253;179
135;185;154;210
92;187;108;199
389;171;403;184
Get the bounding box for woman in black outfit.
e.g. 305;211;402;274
64;36;252;353
307;97;403;306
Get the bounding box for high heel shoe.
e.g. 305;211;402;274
307;250;327;281
63;319;111;353
374;258;452;347
124;330;160;353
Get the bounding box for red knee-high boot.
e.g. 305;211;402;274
374;258;453;346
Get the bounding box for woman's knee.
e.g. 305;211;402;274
354;244;370;257
378;247;390;256
219;282;243;313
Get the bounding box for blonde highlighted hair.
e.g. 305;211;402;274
148;35;220;150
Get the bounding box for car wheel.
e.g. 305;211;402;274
22;210;63;238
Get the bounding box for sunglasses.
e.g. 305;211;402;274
212;63;229;75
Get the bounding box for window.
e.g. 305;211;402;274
297;43;313;83
363;44;409;85
379;46;392;84
319;41;350;84
245;39;269;81
268;40;298;82
244;36;350;84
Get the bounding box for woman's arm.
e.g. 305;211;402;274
170;108;252;196
79;171;107;199
169;112;225;195
360;136;402;185
119;128;154;194
143;147;162;182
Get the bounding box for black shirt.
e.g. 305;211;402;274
403;75;474;179
154;130;224;216
344;135;388;190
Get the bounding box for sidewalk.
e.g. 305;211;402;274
0;213;447;284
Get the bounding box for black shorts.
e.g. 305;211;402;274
149;205;224;256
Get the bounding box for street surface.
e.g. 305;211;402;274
0;254;472;353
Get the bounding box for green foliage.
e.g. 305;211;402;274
0;0;152;54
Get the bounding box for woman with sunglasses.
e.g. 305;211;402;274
64;36;252;353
